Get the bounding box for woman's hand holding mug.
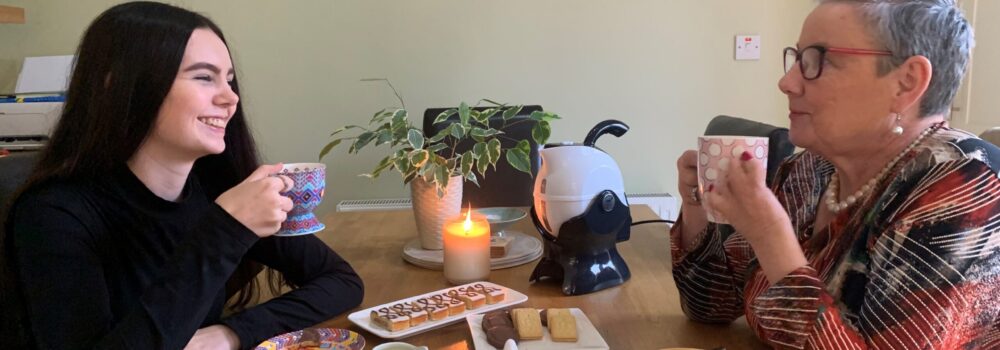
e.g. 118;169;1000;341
216;163;294;237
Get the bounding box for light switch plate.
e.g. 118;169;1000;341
735;35;761;60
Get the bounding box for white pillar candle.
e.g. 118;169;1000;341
443;210;491;284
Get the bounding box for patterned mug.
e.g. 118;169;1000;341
697;136;768;224
276;163;326;236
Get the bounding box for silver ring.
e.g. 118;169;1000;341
690;187;700;204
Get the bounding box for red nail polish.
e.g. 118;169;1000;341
707;184;715;192
740;151;752;161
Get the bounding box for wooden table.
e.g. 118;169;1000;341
313;205;766;349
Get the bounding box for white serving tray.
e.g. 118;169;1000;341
347;281;528;340
466;308;609;350
402;231;542;270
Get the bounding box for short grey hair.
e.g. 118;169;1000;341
822;0;975;118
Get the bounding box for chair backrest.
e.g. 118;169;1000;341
979;127;1000;147
704;115;795;185
0;151;40;210
423;105;543;208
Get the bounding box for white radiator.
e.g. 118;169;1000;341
337;193;677;220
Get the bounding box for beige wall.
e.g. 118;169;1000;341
952;0;1000;135
0;1;815;214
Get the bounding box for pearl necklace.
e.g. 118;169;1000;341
824;125;937;213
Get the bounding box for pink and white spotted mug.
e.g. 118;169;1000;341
697;136;769;224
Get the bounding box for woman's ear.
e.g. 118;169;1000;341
892;55;933;114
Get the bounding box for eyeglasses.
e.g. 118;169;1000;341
783;45;893;80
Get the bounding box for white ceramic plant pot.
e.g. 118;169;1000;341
410;175;463;250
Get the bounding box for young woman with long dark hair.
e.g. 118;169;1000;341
0;2;363;349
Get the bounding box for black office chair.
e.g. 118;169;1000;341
0;151;40;210
704;115;795;185
423;105;543;208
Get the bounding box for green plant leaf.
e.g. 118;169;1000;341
373;155;394;175
516;139;531;155
465;171;479;187
529;110;560;122
487;138;501;169
475;108;497;125
362;155;394;178
391;123;408;143
449;123;467;139
477;156;489;176
470;127;501;143
407;129;424;149
460;151;474;175
434;164;449;196
459;102;471;126
349;131;376;153
422;163;436;183
375;129;393;146
429;128;450;143
473;142;487;158
502;105;523;121
372;112;393;126
318;139;343;161
481;98;506;107
329;125;362;137
394;156;410;175
532;120;551;145
446;157;457;170
391;109;407;126
369;108;387;121
506;148;531;174
433;109;457;125
408;149;429;168
403;171;417;185
427;143;448;154
432;153;448;166
470;127;485;143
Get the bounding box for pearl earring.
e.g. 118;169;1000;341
892;113;904;135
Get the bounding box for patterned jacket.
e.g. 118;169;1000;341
670;127;1000;349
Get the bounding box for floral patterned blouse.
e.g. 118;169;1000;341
670;127;1000;349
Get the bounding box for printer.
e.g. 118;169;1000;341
0;55;73;151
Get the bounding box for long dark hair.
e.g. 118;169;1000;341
0;1;287;345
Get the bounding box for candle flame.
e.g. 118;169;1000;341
463;205;472;233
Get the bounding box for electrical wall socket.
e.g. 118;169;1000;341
735;35;761;61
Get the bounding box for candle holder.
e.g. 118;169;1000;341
442;211;491;284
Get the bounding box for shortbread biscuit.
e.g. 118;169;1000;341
547;308;577;342
511;308;543;340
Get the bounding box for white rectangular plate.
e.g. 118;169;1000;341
466;308;609;350
347;281;528;340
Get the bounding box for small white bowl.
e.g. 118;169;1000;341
474;207;527;237
372;342;428;350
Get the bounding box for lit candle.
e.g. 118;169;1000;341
443;208;491;284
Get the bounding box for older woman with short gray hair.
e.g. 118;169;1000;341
672;0;999;348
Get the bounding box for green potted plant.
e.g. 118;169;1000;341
319;80;559;249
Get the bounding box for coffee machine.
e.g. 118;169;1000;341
529;120;632;295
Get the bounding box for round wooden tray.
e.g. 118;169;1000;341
402;230;542;270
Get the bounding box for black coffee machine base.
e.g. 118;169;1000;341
528;190;631;295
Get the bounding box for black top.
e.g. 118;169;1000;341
9;166;364;349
